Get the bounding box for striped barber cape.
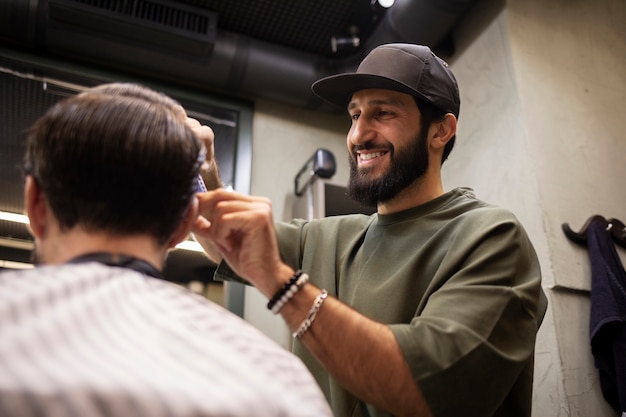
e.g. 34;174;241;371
0;262;332;417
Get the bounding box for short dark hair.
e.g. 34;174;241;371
414;97;456;164
24;83;204;245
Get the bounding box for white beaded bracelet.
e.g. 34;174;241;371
292;289;328;339
270;273;310;314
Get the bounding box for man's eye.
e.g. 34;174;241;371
350;114;360;121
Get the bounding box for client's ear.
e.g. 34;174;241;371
167;197;200;249
24;176;49;239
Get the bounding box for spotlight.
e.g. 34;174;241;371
331;25;360;54
370;0;396;9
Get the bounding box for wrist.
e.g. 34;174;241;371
250;264;296;300
279;283;328;339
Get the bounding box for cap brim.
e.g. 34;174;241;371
311;73;421;109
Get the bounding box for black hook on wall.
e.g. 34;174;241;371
562;215;626;249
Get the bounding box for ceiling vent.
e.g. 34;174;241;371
47;0;217;58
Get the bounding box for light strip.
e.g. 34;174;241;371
0;211;29;224
0;210;204;253
0;259;34;269
0;237;34;250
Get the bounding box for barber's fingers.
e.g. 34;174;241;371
185;117;216;171
197;191;274;252
194;189;270;232
196;189;268;215
211;205;282;287
208;200;274;246
194;190;285;288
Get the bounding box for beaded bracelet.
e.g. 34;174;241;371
267;270;309;314
292;289;328;339
270;273;309;314
267;270;302;311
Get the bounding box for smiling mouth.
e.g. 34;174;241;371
357;151;388;164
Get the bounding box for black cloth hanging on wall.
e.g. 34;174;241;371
587;219;626;415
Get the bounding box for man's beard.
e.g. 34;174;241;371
347;128;429;208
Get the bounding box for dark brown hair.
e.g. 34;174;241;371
24;83;204;245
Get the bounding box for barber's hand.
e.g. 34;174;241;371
185;116;216;176
194;189;291;298
184;116;223;192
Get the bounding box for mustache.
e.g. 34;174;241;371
352;143;391;151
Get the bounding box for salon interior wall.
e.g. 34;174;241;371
241;0;625;415
444;0;625;415
241;102;349;347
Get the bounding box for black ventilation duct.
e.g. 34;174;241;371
0;0;477;111
47;0;218;57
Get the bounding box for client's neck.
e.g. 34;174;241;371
38;227;166;271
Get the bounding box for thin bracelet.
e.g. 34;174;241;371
293;290;328;339
271;273;309;314
267;270;303;311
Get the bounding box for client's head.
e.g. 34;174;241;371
23;83;204;260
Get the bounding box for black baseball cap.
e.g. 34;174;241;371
312;43;460;118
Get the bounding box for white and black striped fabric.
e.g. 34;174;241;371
0;263;332;417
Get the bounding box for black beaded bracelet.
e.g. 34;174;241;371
267;270;303;311
270;273;309;314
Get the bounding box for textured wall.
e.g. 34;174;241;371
509;0;626;414
449;0;626;415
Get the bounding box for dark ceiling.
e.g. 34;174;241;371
182;0;390;57
0;0;478;109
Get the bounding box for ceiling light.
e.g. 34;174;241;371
377;0;395;8
331;25;361;55
331;35;361;54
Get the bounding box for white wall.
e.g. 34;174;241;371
239;0;626;414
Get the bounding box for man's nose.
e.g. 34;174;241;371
348;117;376;146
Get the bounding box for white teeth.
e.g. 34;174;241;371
359;152;384;161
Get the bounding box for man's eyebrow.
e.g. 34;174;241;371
347;97;405;111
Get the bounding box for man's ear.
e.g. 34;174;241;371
430;113;457;150
24;176;48;239
167;197;200;249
